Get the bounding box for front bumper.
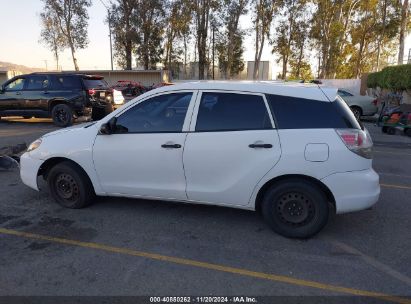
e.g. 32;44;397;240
321;168;380;214
20;152;43;191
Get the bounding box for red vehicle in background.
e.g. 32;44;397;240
112;80;147;98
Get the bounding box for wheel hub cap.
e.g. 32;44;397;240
276;192;314;226
55;173;79;200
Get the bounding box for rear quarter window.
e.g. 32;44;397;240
266;94;361;129
51;76;82;90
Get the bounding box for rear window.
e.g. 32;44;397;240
83;78;108;89
266;94;361;129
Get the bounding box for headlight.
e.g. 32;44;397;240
27;139;42;152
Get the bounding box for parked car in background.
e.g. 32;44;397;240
0;73;114;127
112;88;125;108
112;80;147;97
20;82;379;238
337;88;378;119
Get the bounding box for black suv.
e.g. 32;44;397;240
0;73;114;127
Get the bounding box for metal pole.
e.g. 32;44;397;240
108;9;113;70
212;27;215;80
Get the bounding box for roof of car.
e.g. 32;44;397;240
28;72;104;79
150;81;337;102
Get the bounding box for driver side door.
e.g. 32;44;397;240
92;91;196;200
0;77;26;113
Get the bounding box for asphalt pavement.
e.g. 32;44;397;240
0;117;410;303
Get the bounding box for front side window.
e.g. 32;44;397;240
26;75;49;90
195;92;272;132
4;78;25;91
115;92;192;133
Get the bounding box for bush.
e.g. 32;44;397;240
367;64;411;90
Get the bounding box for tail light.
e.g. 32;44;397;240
335;129;373;159
88;89;96;95
372;99;377;106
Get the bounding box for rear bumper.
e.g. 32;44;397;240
20;152;43;191
321;168;380;214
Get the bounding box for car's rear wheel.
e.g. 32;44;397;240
47;161;95;208
261;180;329;238
350;106;362;120
91;103;113;121
52;104;73;127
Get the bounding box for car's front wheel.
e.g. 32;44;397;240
47;161;95;208
261;179;329;238
52;104;73;127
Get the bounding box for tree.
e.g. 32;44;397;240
252;0;278;80
40;10;65;70
340;0;400;78
398;0;410;65
272;0;310;79
310;0;361;78
215;0;248;79
108;0;138;70
288;59;313;80
135;0;165;70
163;0;193;72
193;0;219;79
41;0;91;71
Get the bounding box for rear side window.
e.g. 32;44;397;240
83;78;108;89
195;92;272;132
26;75;49;90
266;94;361;129
52;76;82;89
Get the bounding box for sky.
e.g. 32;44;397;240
0;0;410;73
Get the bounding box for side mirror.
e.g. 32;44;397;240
99;117;117;135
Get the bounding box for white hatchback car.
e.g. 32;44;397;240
20;82;380;238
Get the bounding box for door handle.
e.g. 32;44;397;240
249;143;272;148
161;143;182;149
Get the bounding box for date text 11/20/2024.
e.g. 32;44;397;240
149;297;257;303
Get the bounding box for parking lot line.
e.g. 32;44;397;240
0;228;410;304
380;183;411;190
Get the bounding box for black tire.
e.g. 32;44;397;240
382;126;388;133
261;179;329;238
47;161;95;209
350;106;362;120
387;127;396;135
405;128;411;137
91;103;113;121
51;104;73;127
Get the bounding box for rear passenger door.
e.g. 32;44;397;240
183;91;281;207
